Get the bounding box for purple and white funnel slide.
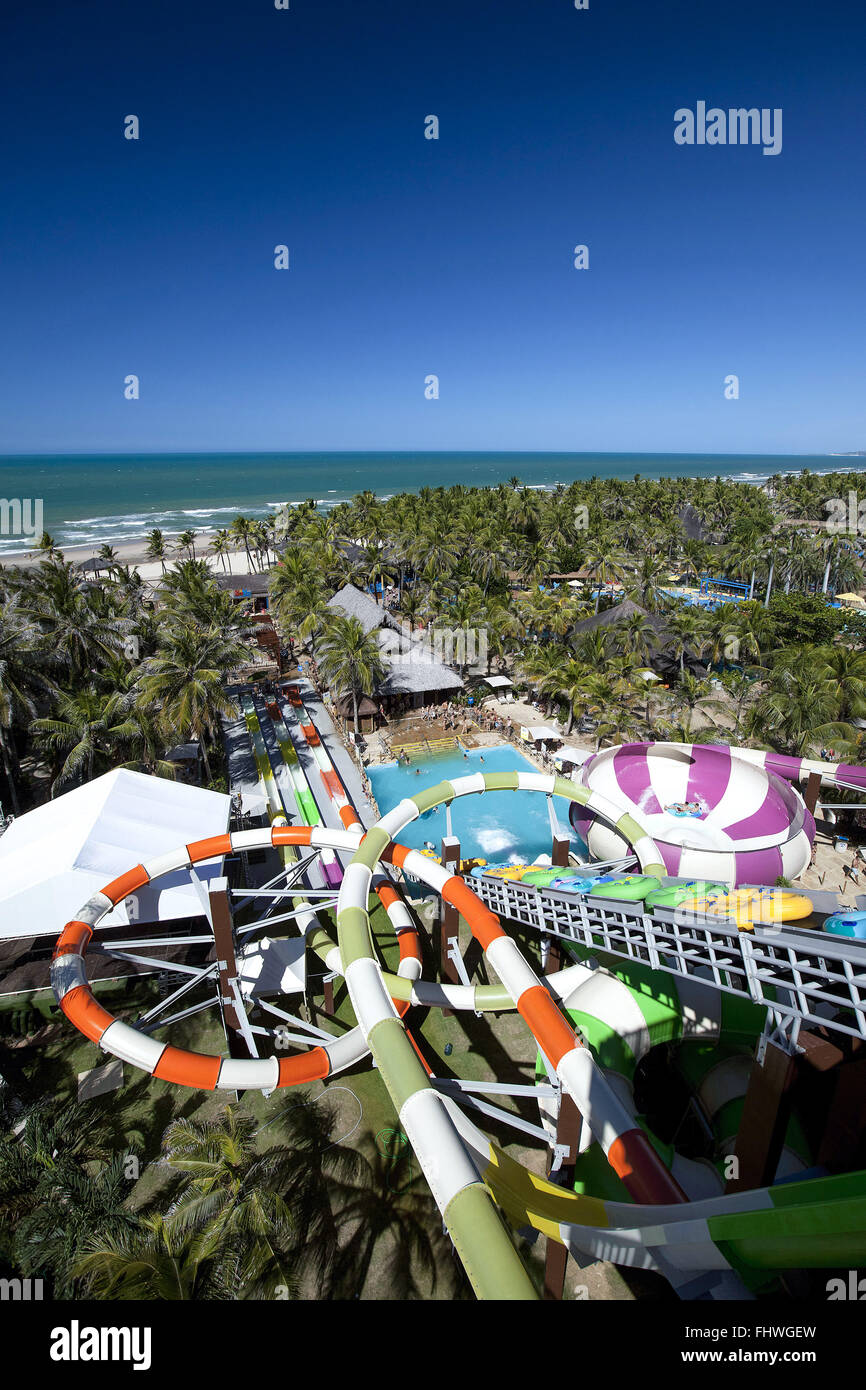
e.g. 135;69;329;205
569;742;814;887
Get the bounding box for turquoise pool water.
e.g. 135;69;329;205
367;745;578;864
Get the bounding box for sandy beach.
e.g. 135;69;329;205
0;531;264;584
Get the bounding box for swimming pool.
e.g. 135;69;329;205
367;745;579;864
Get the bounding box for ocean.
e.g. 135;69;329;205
0;450;864;556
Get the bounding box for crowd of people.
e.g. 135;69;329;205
417;701;474;732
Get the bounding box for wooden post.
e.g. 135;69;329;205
323;975;334;1017
818;1052;866;1171
726;1039;798;1192
804;770;822;818
544;934;563;976
551;832;570;868
544;835;571;976
209;877;247;1062
440;835;462;1017
543;1092;583;1300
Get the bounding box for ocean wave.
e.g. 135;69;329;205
181;507;244;517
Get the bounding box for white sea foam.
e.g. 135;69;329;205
181;507;241;516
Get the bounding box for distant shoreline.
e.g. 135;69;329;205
0;531;264;581
2;451;866;564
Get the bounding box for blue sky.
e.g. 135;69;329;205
1;0;864;454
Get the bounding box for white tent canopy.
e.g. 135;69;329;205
0;768;231;940
521;724;561;742
482;675;513;689
555;748;590;767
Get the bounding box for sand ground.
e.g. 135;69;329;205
1;530;264;585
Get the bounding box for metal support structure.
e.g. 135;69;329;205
235;899;338;936
256;997;337;1042
228;977;259;1059
146;995;221;1030
468;870;866;1044
137;962;219;1028
434;1078;557;1099
230;850;324;913
439;835;461;1016
187;865;215;925
97;949;212;978
107;934;214;950
445;939;483;1016
232;885;337;899
431;1080;551;1143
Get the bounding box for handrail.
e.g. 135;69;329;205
467;872;866;1044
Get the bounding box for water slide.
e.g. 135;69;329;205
570;742;814;886
254;691;343;891
570;741;866;889
279;684;356;824
240;696;420;1065
261;697;319;827
51;767;866;1299
333;771;866;1296
240;699;288;830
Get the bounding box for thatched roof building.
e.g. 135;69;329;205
571;599;706;681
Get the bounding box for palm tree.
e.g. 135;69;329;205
696;602;744;671
627;553;669;613
33;531;62;559
0;1096;140;1298
518;644;568;718
22;557;131;677
618;610;657;666
31;689;137;792
398;589;425;631
327;1142;467;1300
665;607;703;675
175;529;198;562
135;627;246;783
14;1155;141;1298
716;667;758;737
316;615;386;733
746;654;851;758
0;593;57;811
103;669;180;778
582;537;631;615
77;1097;369;1300
145;529;168;574
95;544;120;575
657;673;724;741
75;1212;247;1301
230;516;257;574
209;530;232;574
816;646;866;723
595;703;646;749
